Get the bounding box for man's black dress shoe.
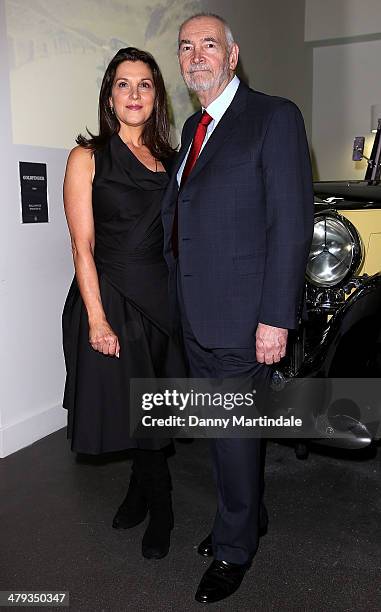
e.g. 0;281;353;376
195;559;248;604
197;504;268;557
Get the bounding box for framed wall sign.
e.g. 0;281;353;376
19;161;49;223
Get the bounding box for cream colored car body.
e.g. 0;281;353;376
339;209;381;276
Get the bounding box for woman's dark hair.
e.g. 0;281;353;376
76;47;174;159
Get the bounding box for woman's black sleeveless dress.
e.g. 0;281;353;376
62;134;184;454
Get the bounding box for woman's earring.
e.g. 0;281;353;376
110;106;114;114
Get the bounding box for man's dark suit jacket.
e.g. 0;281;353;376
161;81;314;349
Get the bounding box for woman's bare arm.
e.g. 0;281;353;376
63;146;120;357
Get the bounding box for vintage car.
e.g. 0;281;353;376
272;178;381;458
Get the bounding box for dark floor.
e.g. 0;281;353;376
0;431;380;612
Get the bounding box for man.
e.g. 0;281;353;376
161;13;314;604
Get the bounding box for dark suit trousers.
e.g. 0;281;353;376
176;266;270;564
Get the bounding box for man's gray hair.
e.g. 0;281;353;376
178;13;235;49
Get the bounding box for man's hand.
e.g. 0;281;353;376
255;322;288;365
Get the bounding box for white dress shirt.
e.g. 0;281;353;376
177;75;240;186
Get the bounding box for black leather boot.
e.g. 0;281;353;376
134;449;174;559
112;463;148;529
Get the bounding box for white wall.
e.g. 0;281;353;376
307;0;381;180
0;0;71;457
306;0;381;42
312;39;381;180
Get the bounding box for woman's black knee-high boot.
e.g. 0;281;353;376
134;449;174;559
112;453;148;529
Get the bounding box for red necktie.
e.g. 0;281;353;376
172;111;213;258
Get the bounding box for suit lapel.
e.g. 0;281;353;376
182;82;249;189
175;113;200;175
164;112;200;198
162;83;249;226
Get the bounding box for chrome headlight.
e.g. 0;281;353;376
306;212;363;287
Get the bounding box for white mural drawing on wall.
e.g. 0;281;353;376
5;0;201;149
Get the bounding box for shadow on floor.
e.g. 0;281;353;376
0;430;380;611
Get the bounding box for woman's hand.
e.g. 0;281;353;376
89;319;120;357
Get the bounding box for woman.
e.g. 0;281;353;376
62;47;184;560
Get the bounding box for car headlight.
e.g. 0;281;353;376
306;212;363;287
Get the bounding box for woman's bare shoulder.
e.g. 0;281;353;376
65;146;95;183
67;145;94;166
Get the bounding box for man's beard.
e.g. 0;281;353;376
184;62;230;93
